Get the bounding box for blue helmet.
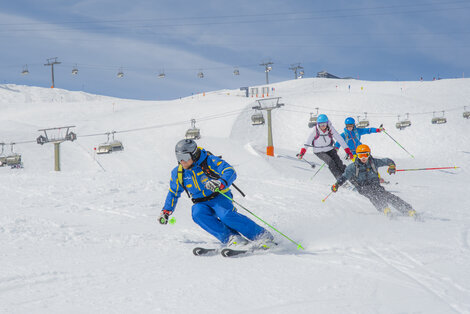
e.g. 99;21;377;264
317;114;328;124
345;117;355;125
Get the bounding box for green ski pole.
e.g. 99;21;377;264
382;129;414;159
215;188;304;250
311;162;326;180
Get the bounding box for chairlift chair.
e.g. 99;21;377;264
72;64;78;75
97;132;124;154
431;111;447;124
185;119;201;140
197;71;204;79
0;143;7;167
308;108;319;128
251;112;265;126
463;106;470;119
356;113;370;128
117;68;124;78
158;72;166;79
395;114;412;130
233;68;240;76
6;144;23;169
21;65;29;75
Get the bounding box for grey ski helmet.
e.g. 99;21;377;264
175;139;198;162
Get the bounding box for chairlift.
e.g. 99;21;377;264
5;143;23;169
158;71;166;79
233;67;240;76
265;66;272;72
0;143;7;167
97;132;124;154
72;64;78;75
117;68;124;78
431;111;447;124
185;119;201;140
395;113;412;130
21;65;29;75
251;111;265;126
197;71;204;79
298;70;304;79
308;108;319;128
356;113;370;128
463;106;470;119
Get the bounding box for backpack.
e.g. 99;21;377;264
312;125;333;146
177;150;245;199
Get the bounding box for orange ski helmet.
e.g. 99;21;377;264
356;144;371;158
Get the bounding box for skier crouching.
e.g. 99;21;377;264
159;139;274;248
331;144;416;217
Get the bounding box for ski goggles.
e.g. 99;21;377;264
176;152;192;162
318;122;328;128
357;152;370;158
346;124;355;129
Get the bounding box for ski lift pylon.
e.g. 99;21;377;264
431;111;447;124
185;119;201;140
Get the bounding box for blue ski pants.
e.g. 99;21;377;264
191;192;265;243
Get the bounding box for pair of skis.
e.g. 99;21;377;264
193;245;270;257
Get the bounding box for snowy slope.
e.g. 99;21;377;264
1;79;470;314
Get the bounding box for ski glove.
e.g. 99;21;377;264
205;180;225;192
331;183;339;193
297;148;307;159
159;210;172;225
344;148;354;160
387;164;396;175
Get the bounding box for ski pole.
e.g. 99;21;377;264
215;188;304;250
397;166;459;172
382;130;415;159
300;158;316;168
311;162;326;180
322;191;334;202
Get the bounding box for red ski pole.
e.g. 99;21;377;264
397;166;459;172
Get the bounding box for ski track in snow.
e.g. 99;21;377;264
367;246;470;313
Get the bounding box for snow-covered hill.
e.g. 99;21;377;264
1;78;469;313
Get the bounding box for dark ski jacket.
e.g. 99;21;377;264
337;156;394;186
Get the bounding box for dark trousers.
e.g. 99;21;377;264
315;149;346;180
357;184;413;213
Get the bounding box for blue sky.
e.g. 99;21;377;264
1;0;469;100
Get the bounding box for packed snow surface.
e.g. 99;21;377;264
1;78;470;313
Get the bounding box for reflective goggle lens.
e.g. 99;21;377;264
318;122;328;127
357;152;370;158
346;124;354;128
176;152;192;162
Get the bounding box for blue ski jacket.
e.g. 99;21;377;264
163;148;236;212
334;127;379;154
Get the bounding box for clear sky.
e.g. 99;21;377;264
1;0;469;100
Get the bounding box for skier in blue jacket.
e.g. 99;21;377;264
334;117;383;157
159;139;273;248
